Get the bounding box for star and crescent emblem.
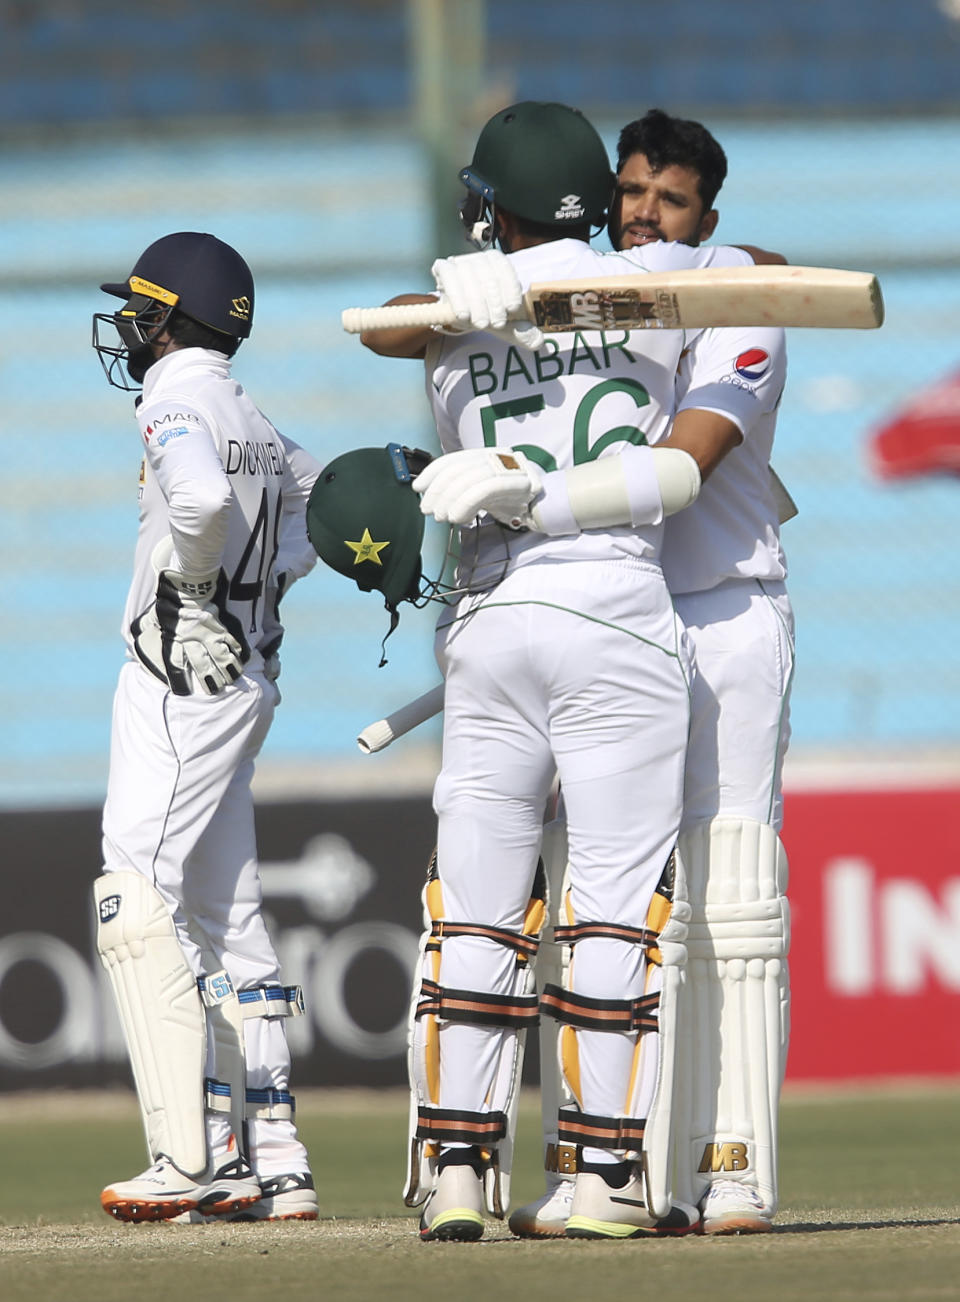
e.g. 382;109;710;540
344;527;390;566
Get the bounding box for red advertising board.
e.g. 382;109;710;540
783;786;960;1081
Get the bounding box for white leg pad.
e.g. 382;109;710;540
95;872;207;1177
199;968;247;1153
535;817;576;1185
639;851;690;1219
673;818;789;1215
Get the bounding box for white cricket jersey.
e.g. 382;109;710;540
425;238;754;589
123;347;319;673
661;324;788;594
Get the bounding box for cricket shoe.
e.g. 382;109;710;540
700;1179;772;1235
565;1164;700;1240
173;1172;319;1223
100;1133;262;1223
419;1151;485;1243
508;1178;575;1238
222;1172;318;1221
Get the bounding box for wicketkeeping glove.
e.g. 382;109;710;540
431;250;544;352
412;447;543;529
131;537;250;696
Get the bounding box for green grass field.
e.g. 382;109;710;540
2;1084;959;1302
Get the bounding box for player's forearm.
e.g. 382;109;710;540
360;294;437;357
660;408;743;482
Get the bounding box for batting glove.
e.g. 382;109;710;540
412;447;543;529
431;250;544;351
131;537;250;696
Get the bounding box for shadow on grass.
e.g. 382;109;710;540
775;1217;960;1234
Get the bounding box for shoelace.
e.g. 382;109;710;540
707;1179;764;1207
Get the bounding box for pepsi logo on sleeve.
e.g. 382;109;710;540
734;349;770;382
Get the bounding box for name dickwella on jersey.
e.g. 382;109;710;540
225;437;286;477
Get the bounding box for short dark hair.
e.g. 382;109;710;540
616;109;728;212
167;308;242;357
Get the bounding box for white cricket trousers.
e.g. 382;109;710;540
100;661;298;1119
675;578;794;832
431;559;692;1135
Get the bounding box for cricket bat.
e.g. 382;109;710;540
356;683;444;753
342;265;884;334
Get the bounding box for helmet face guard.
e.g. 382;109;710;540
458;169;497;249
92;286;178;390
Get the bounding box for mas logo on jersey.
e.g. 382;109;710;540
734;348;770;382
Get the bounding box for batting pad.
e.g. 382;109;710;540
199;966;247;1155
533;826;689;1218
639;851;691;1220
404;856;544;1216
673;818;790;1214
95;872;207;1177
533;817;576;1185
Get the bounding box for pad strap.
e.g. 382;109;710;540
204;1079;297;1122
557;1105;647;1152
204;1076;233;1114
245;1086;296;1121
426;919;540;962
198;970;238;1008
415;1105;508;1147
545;1141;580;1176
540;983;659;1033
237;984;305;1018
198;978;304;1018
416;978;539;1028
553;922;658;948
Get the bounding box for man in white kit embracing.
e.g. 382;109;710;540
510;108;794;1239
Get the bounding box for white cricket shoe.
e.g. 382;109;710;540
700;1179;772;1235
508;1178;575;1238
101;1134;262;1223
224;1172;318;1221
173;1171;319;1223
419;1161;485;1242
566;1166;700;1240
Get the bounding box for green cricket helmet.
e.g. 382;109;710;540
307;444;433;658
459;101;615;247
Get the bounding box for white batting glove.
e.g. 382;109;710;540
431;250;544;351
412;447;543;529
131;537;250;696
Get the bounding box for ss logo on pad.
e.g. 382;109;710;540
98;894;122;923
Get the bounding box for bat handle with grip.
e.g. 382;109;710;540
356;684;445;753
342;300;461;333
